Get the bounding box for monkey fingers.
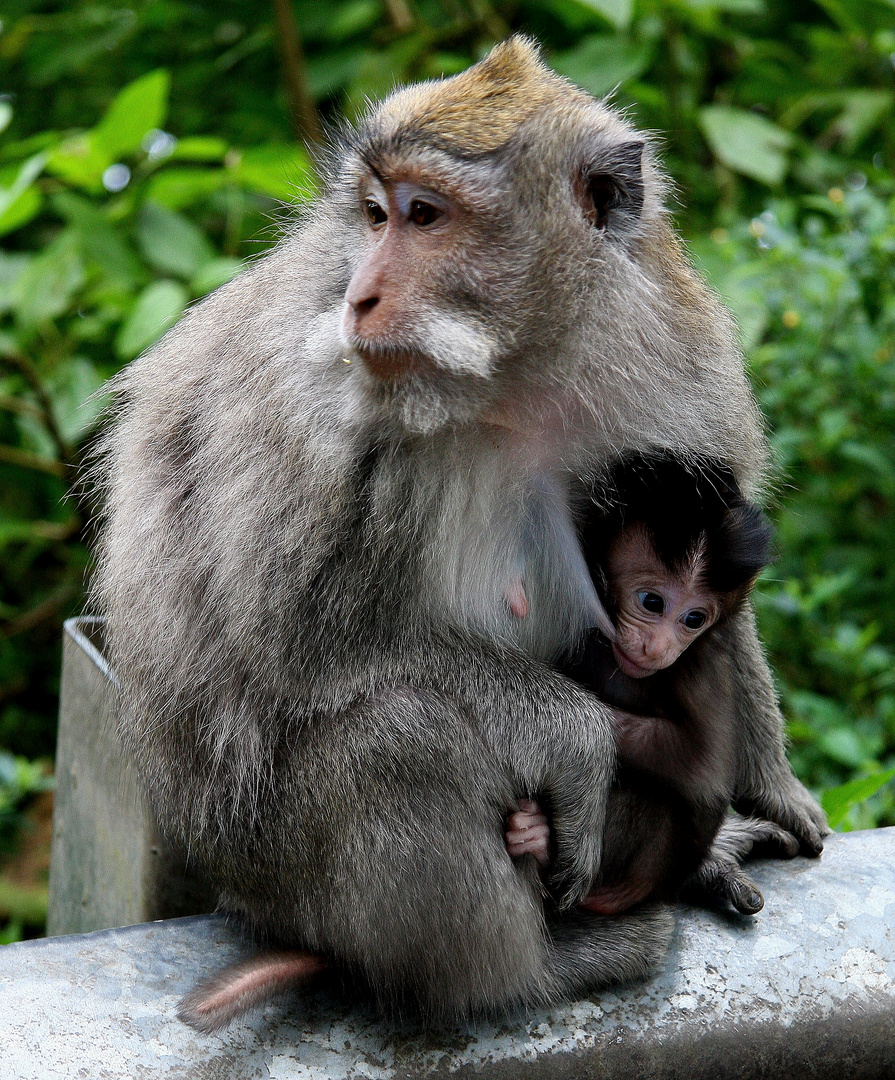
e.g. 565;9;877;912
684;858;765;916
505;799;551;867
737;773;828;857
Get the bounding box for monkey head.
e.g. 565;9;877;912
583;454;774;678
329;36;662;436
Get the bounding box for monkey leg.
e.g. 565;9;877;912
682;813;801;915
536;907;673;1005
720;606;828;854
237;687;663;1024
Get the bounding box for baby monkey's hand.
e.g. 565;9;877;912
505;798;552;868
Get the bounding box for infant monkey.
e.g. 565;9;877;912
506;454;775;915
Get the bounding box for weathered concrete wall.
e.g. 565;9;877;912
47;617;215;935
4;827;894;1080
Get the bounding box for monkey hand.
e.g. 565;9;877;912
505;799;552;868
683;814;801;915
735;771;828;857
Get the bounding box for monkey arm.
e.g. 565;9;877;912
682;813;801;916
610;709;693;783
431;634;617;908
719;606;828;854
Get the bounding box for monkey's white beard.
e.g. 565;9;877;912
330;306;501;435
416;312;498;378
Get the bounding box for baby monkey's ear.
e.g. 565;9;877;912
575;141;645;232
710;501;775;593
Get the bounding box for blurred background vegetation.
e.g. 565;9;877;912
0;0;893;939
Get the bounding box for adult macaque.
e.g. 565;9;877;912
94;37;826;1030
507;454;796;916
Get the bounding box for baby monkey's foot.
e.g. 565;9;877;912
505;798;552;868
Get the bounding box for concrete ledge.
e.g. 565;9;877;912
3;827;894;1079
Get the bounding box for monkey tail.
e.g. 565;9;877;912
177;950;326;1033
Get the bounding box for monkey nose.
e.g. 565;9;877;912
345;271;381;321
348;293;379;316
643;635;665;660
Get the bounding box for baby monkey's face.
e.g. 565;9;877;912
606;526;721;679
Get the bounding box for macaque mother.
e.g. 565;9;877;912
95;38;826;1023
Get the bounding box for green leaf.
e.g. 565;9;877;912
323;0;381;40
818;727;872;769
0;186;41;238
47;357;106;444
191;258;243;297
46;133;107;190
552;36;652;97
832;90;894;152
699;106;793;185
137;201;216;279
169;137;229;162
577;0;633;29
115;279;188;360
822;770;895;829
229;144;316;202
93;70;170;162
0;152;47;237
680;0;764;10
0;253;29;315
0;103;12;137
47;71;170;189
13;230;85;329
146;168;228;210
51;192;142;289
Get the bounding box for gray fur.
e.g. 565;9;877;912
92;39;825;1026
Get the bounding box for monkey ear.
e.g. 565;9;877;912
576;141;645;231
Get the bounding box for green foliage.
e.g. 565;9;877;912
691;183;895;828
0;66;313;756
0;750;52;855
0;0;892;847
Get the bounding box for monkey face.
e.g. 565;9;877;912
333;157;523;435
606;527;721;678
341;171;501;380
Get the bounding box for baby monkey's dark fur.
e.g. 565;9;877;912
567;455;776;914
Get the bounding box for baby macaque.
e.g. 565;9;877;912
506;453;775;914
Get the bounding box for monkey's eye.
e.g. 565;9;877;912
683;610;708;630
637;591;664;614
364;199;387;227
408;199;442;227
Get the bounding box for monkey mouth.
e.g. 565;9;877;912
354;344;427;381
612;643;655;679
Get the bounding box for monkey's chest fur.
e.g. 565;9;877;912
361;432;603;663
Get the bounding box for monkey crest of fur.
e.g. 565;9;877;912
92;36;827;1030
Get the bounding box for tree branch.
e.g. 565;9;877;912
1;351;75;470
0;446;68;478
270;0;322;145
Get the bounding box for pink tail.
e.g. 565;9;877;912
178;949;326;1033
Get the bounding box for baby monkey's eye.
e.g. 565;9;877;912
409;199;442;227
683;610;708;630
364;199;387;227
637;591;664;614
